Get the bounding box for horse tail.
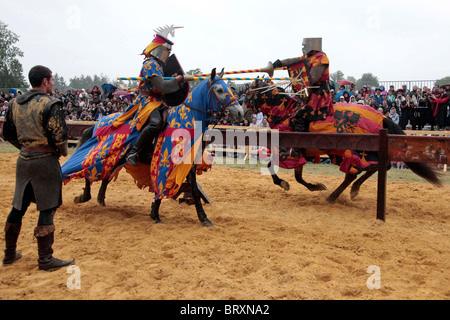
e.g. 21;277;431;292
76;126;95;150
383;118;443;187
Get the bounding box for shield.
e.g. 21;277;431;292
287;58;311;101
163;54;190;106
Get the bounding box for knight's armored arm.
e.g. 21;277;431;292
272;57;302;69
149;75;184;94
309;65;327;85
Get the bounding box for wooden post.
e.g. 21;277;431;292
376;129;388;222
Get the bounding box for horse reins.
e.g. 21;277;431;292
183;78;237;126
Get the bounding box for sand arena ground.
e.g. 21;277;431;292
0;152;449;300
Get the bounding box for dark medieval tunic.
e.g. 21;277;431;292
3;90;68;211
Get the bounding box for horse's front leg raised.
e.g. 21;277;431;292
74;178;92;204
189;168;213;227
326;173;357;203
149;199;162;223
294;165;328;191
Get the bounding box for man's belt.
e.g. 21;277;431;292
21;145;57;154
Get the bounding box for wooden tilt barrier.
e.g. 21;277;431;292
0;118;448;222
206;126;449;222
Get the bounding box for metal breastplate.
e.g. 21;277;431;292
11;95;51;148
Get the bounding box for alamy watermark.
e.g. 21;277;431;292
366;265;381;290
66;265;81;290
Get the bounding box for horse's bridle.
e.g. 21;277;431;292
183;78;237;126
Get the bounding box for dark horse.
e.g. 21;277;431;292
242;81;442;203
63;69;244;226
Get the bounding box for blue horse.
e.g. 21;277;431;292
62;69;244;226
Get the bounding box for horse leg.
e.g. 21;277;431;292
294;166;328;191
350;170;377;200
149;199;162;224
326;173;357;203
268;161;290;191
96;179;110;207
188;168;213;227
74;178;92;204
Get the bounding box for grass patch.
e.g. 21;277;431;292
212;156;450;185
1;142;448;185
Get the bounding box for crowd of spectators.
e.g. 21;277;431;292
0;86;134;122
1;81;449;131
331;82;450;130
217;81;450;131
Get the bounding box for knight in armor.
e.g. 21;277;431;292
112;26;186;166
270;37;333;132
2;65;75;271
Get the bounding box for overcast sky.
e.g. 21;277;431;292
1;0;449;85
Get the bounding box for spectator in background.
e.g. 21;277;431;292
79;109;90;121
401;84;410;95
380;100;389;115
101;89;109;101
253;107;264;126
399;93;416;130
387;89;396;105
390;101;400;116
388;106;400;124
342;91;351;103
261;117;271;128
395;89;405;114
90;85;101;103
1;100;9;116
429;85;449;130
349;95;357;104
371;87;384;107
249;117;260;127
93;102;107;120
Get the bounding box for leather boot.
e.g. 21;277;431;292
126;116;161;166
3;222;22;265
35;225;75;272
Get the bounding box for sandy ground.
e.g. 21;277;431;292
0;152;449;300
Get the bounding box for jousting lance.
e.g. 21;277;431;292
117;76;294;81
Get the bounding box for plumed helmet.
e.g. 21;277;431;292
302;38;322;55
142;25;183;63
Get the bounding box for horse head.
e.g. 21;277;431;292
204;68;244;124
242;79;288;115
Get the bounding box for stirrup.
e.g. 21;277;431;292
126;153;138;167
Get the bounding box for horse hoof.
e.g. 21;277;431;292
350;190;359;200
150;213;161;223
326;196;336;204
318;183;328;191
280;181;290;191
203;219;214;227
74;195;90;204
97;200;106;207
